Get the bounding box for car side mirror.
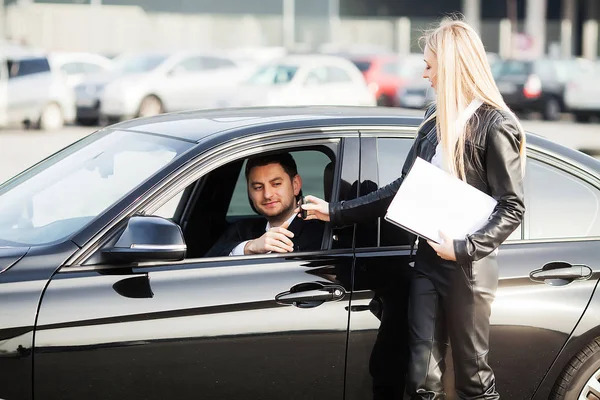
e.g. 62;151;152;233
102;216;186;264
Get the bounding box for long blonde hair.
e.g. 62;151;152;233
420;17;526;180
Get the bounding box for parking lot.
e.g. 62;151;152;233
0;110;599;183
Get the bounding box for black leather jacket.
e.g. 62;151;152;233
329;104;525;266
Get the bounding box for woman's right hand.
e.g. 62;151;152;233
297;195;330;222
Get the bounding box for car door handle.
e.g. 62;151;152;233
530;261;593;286
275;282;345;308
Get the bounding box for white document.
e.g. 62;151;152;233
384;157;497;244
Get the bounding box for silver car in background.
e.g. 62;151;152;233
3;53;75;130
97;51;251;123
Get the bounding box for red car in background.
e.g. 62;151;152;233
350;54;424;107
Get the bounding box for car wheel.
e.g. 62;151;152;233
543;97;561;121
550;337;600;399
38;103;64;131
137;95;164;118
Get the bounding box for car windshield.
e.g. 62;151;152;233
0;130;192;246
114;54;169;74
246;64;299;85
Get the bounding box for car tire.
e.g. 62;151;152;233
38;103;64;131
137;95;164;118
543;97;561;121
550;337;600;399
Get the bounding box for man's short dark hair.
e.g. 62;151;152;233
245;152;299;181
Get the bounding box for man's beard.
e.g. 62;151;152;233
260;197;295;224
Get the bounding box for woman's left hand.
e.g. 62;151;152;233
427;231;457;261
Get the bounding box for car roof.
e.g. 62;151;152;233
106;105;599;173
109;106;423;142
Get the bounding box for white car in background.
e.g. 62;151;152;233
2;53;75;130
99;52;251;122
49;52;113;89
564;60;600;122
225;54;376;108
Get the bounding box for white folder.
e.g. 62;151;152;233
384;157;497;244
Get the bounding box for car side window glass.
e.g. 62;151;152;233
227;150;332;218
60;62;82;75
8;58;51;78
305;67;327;85
326;66;352;83
173;57;205;74
527;159;600;239
377;138;414;247
81;62;104;74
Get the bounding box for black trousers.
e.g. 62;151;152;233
407;246;500;400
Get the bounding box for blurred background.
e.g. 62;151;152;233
0;0;599;180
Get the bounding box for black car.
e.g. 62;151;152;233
1;107;600;400
493;58;579;121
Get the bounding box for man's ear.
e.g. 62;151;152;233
292;174;302;196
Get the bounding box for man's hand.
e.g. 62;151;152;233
427;231;457;261
245;221;295;254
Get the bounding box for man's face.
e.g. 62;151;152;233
247;163;301;222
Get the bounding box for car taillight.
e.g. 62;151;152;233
523;74;542;99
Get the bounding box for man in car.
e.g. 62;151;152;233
205;152;325;257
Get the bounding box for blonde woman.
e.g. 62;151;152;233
298;18;525;399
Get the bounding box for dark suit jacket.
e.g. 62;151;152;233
205;216;325;257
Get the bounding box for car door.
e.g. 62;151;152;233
344;131;416;400
32;133;359;400
344;133;600;400
487;150;600;399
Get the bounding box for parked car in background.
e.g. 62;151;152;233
3;52;75;130
48;52;114;89
564;60;600;122
98;51;251;123
349;54;424;107
397;79;436;109
1;106;600;400
224;54;376;108
492;58;580;121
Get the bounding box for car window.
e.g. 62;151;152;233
174;57;206;73
305;67;328;85
60;62;82;75
247;64;298;85
8;57;51;78
327;66;352;83
227;150;332;217
526;159;600;240
203;57;235;69
493;60;530;78
81;62;104;74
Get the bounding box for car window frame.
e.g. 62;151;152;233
66;130;360;270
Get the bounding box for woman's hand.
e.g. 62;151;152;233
427;231;457;261
295;195;330;222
